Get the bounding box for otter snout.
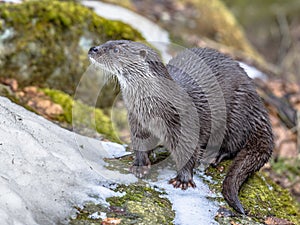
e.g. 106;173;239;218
88;46;102;57
88;46;104;62
89;46;98;54
88;46;110;60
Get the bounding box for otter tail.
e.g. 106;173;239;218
222;131;273;214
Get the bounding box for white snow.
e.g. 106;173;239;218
0;0;22;3
0;97;136;225
239;62;266;79
151;168;219;225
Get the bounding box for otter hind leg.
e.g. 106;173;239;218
211;150;233;167
222;136;272;214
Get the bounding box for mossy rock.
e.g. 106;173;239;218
184;0;258;56
70;184;175;225
204;160;300;224
42;88;119;142
0;0;144;105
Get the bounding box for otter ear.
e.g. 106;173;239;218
139;50;147;59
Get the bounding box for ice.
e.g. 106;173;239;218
0;97;136;225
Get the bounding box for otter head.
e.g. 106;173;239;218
88;40;169;88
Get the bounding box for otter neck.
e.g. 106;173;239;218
120;65;177;109
119;59;174;91
146;59;172;79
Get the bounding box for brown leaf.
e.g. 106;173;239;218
265;216;295;225
217;165;224;173
101;217;122;225
23;86;38;94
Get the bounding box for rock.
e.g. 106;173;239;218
205;160;300;225
0;78;18;91
0;0;144;106
292;182;300;196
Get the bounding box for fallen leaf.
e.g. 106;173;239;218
101;217;122;225
265;216;294;225
230;221;240;225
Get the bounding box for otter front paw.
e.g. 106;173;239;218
130;165;151;178
130;151;151;178
168;175;196;190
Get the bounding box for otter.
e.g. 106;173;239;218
88;40;273;214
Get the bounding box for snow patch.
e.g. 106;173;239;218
0;0;22;3
239;62;267;79
0;97;136;225
150;168;219;225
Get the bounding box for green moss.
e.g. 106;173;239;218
42;88;119;142
70;184;174;225
70;203;105;224
106;184;175;225
240;174;300;222
104;154;133;174
203;160;300;224
0;0;144;94
97;148;174;224
271;158;300;181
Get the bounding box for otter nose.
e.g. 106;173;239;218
89;46;99;54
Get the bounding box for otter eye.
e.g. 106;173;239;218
113;47;119;53
139;50;147;59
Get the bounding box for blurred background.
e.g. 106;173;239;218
0;0;299;210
